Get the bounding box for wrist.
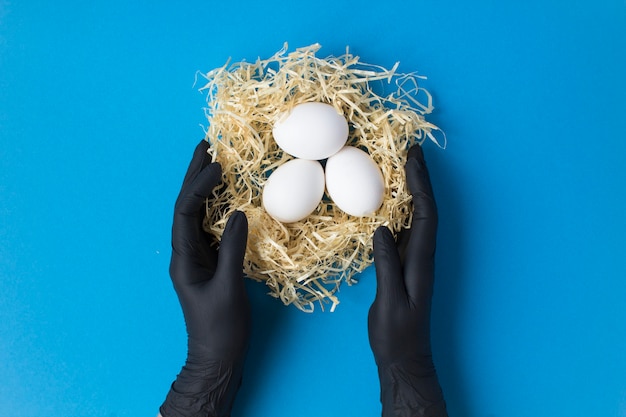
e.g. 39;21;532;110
160;355;246;417
377;357;447;417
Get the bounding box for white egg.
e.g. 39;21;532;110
272;102;349;160
262;159;326;223
325;146;385;217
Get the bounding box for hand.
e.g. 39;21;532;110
368;144;447;417
160;140;250;417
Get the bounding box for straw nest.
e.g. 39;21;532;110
198;43;443;312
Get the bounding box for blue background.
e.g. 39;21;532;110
1;1;625;416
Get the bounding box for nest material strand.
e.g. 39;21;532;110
199;43;443;312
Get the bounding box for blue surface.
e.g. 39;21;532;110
2;1;626;416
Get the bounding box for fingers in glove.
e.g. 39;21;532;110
407;144;435;200
403;145;437;306
171;162;222;265
175;162;222;217
373;226;407;305
406;145;437;224
397;145;437;262
179;140;212;193
215;210;248;288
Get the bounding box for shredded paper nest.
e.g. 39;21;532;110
199;43;443;312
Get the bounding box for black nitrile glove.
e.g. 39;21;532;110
160;140;250;417
368;144;447;417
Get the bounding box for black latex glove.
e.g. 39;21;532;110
160;140;250;417
368;144;447;417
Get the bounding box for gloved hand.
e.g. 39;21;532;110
160;140;250;417
368;144;447;417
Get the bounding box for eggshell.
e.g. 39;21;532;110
325;146;385;217
262;159;326;223
272;102;349;160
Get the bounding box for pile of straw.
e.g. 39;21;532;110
199;43;443;311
